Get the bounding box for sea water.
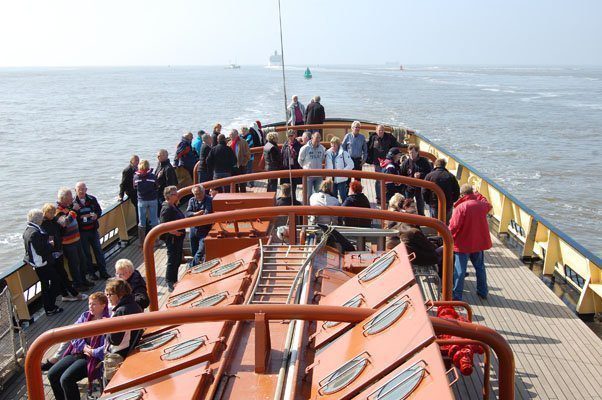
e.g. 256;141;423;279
1;65;601;274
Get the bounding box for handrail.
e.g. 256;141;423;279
430;316;515;400
183;168;447;222
145;206;454;311
411;130;602;268
25;305;374;400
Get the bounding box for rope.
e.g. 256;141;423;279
276;0;295;206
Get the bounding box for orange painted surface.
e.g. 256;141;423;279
211;192;276;211
103;321;226;394
310;284;434;399
314;244;416;348
357;342;454;400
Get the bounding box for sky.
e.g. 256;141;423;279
0;0;601;67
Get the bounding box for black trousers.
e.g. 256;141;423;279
33;264;60;312
62;242;87;285
165;234;185;284
48;354;88;400
52;256;79;297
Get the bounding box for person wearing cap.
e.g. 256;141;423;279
380;147;406;203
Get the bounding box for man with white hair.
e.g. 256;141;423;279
228;129;251;192
287;95;306;134
74;182;110;280
114;258;149;309
342;121;368;172
23;209;63;316
56;187;93;291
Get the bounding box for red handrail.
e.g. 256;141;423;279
144;206;454;311
184;168;447;222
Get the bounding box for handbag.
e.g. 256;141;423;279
103;352;124;383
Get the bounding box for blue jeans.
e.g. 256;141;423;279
48;354;88;400
246;159;255;187
374;164;383;201
138;199;158;228
198;170;211;184
453;251;488;300
307;176;323;197
190;231;208;265
213;171;231;193
334;181;348;202
79;230;108;276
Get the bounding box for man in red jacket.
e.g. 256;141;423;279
448;184;492;300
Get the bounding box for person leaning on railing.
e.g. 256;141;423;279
23;209;63;316
47;292;109;400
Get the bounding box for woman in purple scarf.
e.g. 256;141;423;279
47;292;109;400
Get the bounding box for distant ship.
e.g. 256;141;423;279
225;63;241;69
304;67;312;79
269;50;283;67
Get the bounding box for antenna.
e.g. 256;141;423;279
277;0;295;206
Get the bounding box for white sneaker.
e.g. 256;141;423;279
62;295;78;302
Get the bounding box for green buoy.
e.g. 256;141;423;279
304;67;312;79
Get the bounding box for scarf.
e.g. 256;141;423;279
64;306;109;389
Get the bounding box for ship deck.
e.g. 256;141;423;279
2;177;602;399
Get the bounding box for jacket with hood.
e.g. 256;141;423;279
174;137;199;171
134;170;158;201
448;193;492;253
325;147;353;183
126;270;150;310
380;158;405;194
309;191;340;225
107;294;143;357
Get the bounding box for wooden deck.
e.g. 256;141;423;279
1;175;602;399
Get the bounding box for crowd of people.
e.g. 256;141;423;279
20;96;494;398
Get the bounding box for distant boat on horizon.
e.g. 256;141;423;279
304;67;312;79
225;63;241;69
269;50;282;67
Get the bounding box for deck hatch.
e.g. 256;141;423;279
322;294;364;329
209;259;243;277
363;297;409;336
358;251;396;282
319;352;369;395
190;292;228;308
136;329;178;352
367;361;427;400
190;258;221;274
160;336;206;361
167;289;202;307
105;389;144;400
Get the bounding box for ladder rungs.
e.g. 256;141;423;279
251;300;286;304
258;284;292;288
260;276;296;280
254;292;289;296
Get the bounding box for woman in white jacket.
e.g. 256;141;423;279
309;179;340;225
325;137;354;202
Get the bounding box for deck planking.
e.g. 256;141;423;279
2;170;602;399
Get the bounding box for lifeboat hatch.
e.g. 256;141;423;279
189;258;221;274
362;297;410;336
310;285;435;399
190;291;228;308
160;336;207;361
167;289;202;307
209;259;244;277
314;246;415;349
319;351;370;395
357;251;397;282
360;343;454;400
136;329;178;352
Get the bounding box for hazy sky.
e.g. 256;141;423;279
1;0;600;66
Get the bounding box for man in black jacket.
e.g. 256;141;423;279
206;134;237;193
155;149;178;206
305;95;325;127
118;155;139;223
74;182;110;280
422;158;460;223
197;133;213;183
367;125;400;203
400;144;432;216
23;209;62;316
160;186;186;292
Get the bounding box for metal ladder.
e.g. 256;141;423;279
249;244;317;305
